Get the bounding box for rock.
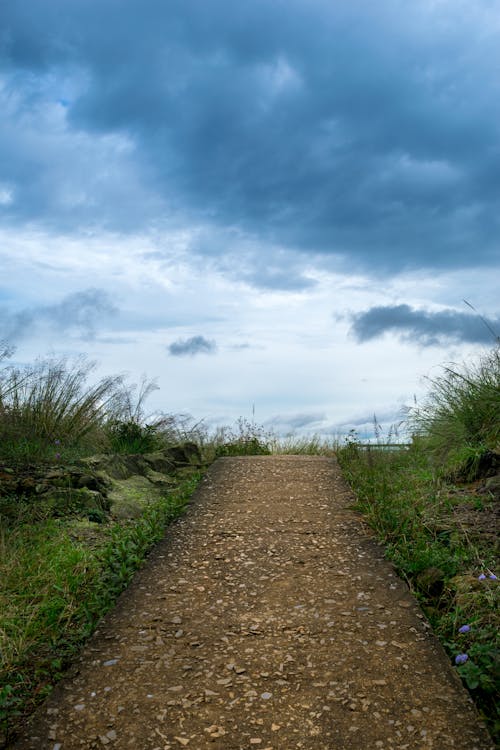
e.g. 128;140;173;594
75;474;105;492
79;454;150;480
166;442;201;466
108;475;160;519
204;725;226;738
145;469;176;488
143;452;176;474
41;487;109;518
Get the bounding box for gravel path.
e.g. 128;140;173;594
12;456;493;749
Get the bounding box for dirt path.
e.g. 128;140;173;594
12;456;493;749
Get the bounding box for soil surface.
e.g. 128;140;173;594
11;456;493;749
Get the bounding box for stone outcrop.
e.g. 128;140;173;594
0;443;202;521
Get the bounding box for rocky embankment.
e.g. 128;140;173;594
0;442;202;524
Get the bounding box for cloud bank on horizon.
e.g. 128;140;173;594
0;0;498;435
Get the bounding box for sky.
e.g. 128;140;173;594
1;0;499;439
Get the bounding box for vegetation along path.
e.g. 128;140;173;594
12;456;494;749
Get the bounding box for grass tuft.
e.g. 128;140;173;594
0;355;121;466
408;346;500;479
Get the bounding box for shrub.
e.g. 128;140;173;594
105;420;162;454
103;375;199;454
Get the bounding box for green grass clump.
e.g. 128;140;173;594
208;418;272;458
409;346;500;479
0;355;121;466
0;473;202;741
0;350;198;466
103;375;198;455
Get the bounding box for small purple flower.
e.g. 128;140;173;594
54;439;61;445
55;452;61;460
458;625;471;634
478;573;487;580
455;653;468;665
488;573;497;580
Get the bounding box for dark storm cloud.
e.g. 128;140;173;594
0;288;118;342
351;305;500;346
168;336;217;356
1;0;500;272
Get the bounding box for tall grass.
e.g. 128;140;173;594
0;355;122;465
104;375;197;453
0;353;200;465
408;346;500;478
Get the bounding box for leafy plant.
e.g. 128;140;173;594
105;420;162;454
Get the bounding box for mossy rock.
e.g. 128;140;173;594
166;442;202;465
145;468;177;488
143;452;176;474
67;518;106;546
40;487;109;518
108;475;161;519
79;454;151;480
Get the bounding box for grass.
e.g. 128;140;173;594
0;355;121;466
409;346;500;479
202;417;273;459
0;351;201;466
271;433;337;455
0;472;202;741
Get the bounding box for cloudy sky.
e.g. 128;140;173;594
1;0;499;438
